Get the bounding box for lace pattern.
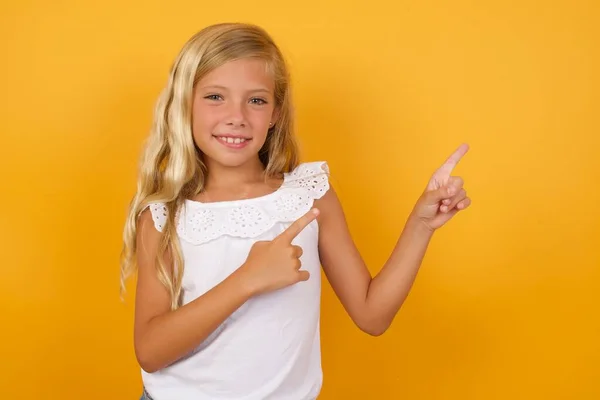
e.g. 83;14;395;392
148;161;329;245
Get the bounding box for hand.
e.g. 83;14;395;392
239;208;320;296
412;143;472;231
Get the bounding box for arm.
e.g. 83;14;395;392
133;209;253;373
317;145;470;336
316;187;432;336
133;206;320;373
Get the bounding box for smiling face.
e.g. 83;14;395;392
191;57;279;170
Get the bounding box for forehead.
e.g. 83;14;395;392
198;58;274;90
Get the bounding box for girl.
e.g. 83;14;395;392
120;22;470;400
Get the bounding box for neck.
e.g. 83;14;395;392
203;157;266;190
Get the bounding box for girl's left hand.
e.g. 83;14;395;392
411;143;472;231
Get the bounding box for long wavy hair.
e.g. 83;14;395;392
120;23;300;310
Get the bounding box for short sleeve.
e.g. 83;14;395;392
146;203;168;232
281;161;330;199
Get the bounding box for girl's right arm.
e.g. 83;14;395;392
133;207;318;373
133;209;253;373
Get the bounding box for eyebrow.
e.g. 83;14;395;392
200;85;271;93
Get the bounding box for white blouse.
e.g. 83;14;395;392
142;161;331;400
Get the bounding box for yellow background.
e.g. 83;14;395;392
2;0;598;399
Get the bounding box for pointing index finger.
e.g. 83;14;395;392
278;208;320;243
436;143;469;175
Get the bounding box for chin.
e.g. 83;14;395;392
213;156;255;168
203;149;262;169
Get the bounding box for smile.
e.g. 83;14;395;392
213;135;252;149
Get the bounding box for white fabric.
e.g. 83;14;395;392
142;161;330;400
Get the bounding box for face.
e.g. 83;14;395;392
191;57;279;169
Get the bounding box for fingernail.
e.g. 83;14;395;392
312;208;320;215
447;187;455;195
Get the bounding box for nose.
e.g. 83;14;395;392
225;100;247;128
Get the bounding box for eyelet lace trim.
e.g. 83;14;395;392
148;161;329;245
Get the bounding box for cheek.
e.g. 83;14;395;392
192;107;217;139
248;108;274;131
248;113;271;143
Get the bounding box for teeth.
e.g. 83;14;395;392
218;136;246;144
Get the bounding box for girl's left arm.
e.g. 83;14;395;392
316;144;471;336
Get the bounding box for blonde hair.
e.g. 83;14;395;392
119;23;299;309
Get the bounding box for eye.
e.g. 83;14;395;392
204;94;223;101
250;97;267;105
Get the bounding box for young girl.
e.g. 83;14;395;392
120;22;470;400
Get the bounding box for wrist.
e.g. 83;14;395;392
407;212;436;237
231;264;260;298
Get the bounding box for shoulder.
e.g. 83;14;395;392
283;161;331;200
287;161;329;177
284;161;342;223
135;207;167;266
138;203;169;232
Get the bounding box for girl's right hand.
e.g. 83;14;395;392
238;208;320;296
